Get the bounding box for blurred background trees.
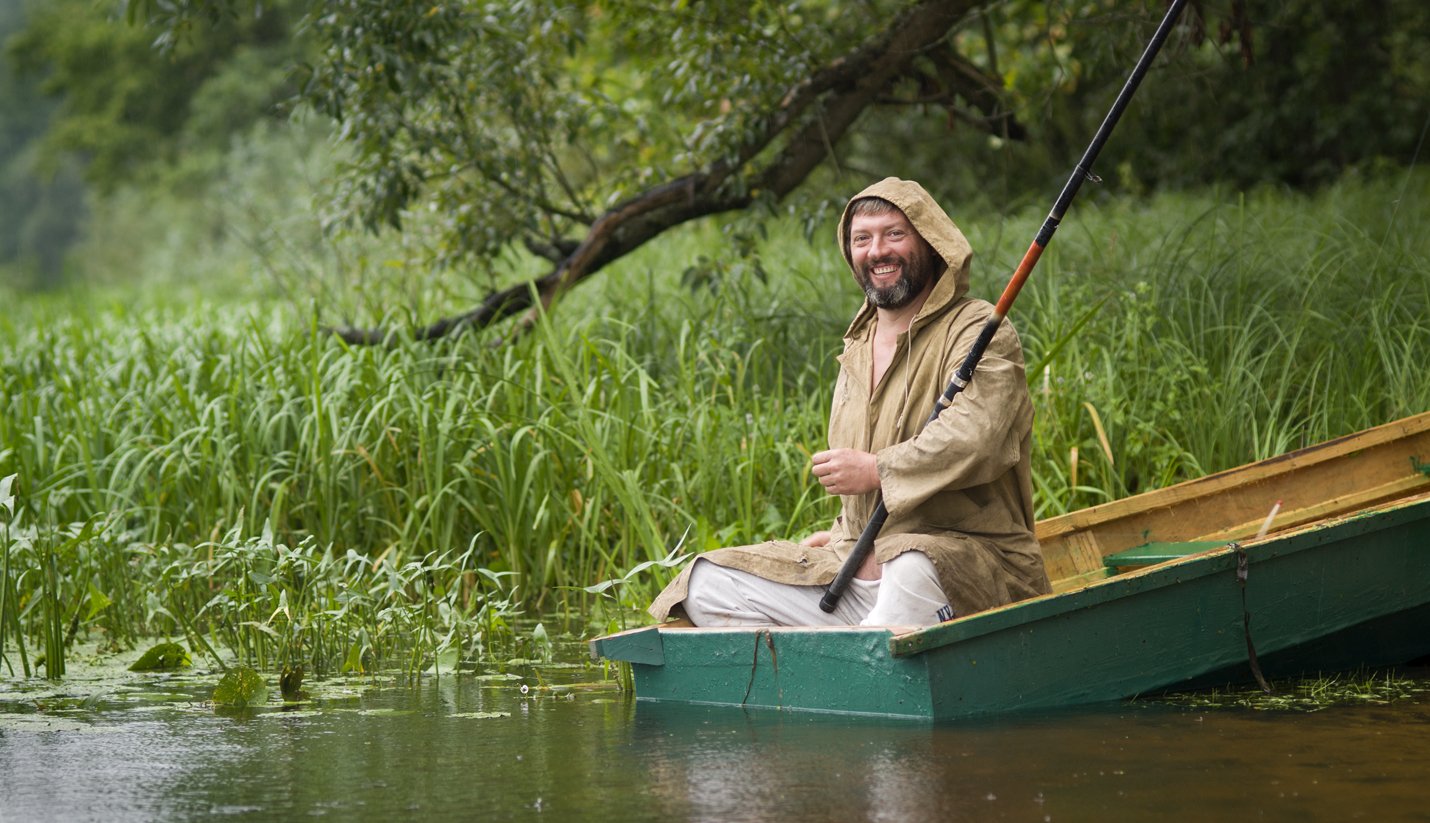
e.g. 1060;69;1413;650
3;0;1427;307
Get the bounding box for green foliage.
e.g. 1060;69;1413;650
0;502;135;679
1018;0;1430;190
212;664;268;707
0;0;307;287
129;641;192;671
7;0;303;190
150;522;525;678
0;473;13;676
1008;170;1430;513
15;0;1429;307
0;1;86;289
3;170;1429;635
292;0;878;268
0;474;13;518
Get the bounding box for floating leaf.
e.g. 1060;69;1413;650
128;642;192;672
212;666;269;708
426;646;460;674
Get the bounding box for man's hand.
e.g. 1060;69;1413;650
811;449;879;496
800;530;832;548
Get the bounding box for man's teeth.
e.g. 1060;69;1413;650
873;264;898;274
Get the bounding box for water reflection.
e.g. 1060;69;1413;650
624;697;1430;822
2;671;1429;821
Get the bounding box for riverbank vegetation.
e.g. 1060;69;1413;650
3;166;1428;678
3;0;1429;681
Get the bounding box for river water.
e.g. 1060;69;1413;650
2;647;1428;821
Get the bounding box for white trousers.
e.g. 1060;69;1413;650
681;552;953;628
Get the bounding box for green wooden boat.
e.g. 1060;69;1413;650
591;411;1430;719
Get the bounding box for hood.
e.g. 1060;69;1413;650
837;177;974;334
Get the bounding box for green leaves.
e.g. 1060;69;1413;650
16;0;304;191
213;665;269;708
129;642;193;671
0;474;15;520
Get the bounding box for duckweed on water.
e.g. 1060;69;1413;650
1154;670;1430;712
0;633;613;731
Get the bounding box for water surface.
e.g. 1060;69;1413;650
2;652;1427;821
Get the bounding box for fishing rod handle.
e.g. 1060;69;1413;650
818;500;887;613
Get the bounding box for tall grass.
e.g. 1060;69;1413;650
0;168;1427;675
1003;172;1430;513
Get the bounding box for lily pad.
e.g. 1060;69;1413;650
128;642;192;672
212;667;269;709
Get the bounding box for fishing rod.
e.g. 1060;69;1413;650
821;0;1189;613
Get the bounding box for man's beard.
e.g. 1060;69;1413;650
859;241;939;309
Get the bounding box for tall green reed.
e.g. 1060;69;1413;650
150;522;517;679
0;168;1426;650
0;475;14;675
1008;172;1430;515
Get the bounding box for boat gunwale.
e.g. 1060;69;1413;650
890;488;1430;656
595;490;1430;663
1034;410;1430;543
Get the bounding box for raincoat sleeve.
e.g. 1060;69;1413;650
873;319;1030;518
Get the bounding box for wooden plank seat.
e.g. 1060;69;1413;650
1101;540;1226;571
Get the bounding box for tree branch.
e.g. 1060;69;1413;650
334;0;1006;344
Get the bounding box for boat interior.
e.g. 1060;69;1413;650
1038;410;1430;592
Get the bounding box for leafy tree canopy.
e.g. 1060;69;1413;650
8;0;305;190
21;0;1430;325
123;0;1047;338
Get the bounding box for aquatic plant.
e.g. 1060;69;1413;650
212;665;269;708
152;522;524;679
0;170;1426;683
0;475;15;676
1154;670;1430;712
128;641;191;672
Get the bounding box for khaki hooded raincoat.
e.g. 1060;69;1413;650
649;178;1051;622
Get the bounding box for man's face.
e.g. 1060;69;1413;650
848;209;939;310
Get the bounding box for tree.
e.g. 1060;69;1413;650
0;0;86;288
119;0;1429;337
129;0;1033;341
9;0;304;191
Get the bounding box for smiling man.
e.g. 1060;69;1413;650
650;177;1052;627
